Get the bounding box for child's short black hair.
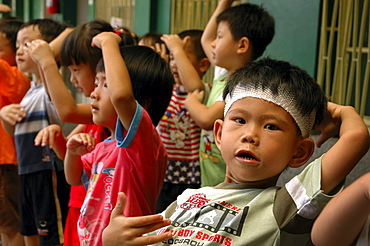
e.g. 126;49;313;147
178;29;206;60
96;45;175;125
217;3;275;60
223;58;327;132
20;19;66;43
60;19;114;72
0;17;23;52
138;32;162;47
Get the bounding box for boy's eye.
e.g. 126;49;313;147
234;118;246;124
94;82;98;87
103;83;108;88
265;124;279;130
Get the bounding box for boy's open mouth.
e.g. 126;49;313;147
237;152;258;161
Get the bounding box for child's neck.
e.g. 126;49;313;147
225;174;280;188
32;73;42;85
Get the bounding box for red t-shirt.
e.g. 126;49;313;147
78;106;167;245
68;124;110;208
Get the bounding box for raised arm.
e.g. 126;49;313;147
161;34;205;92
0;4;11;13
25;39;93;124
318;102;370;193
185;90;224;130
49;27;74;61
91;32;136;130
311;172;370;246
201;0;235;65
65;133;95;185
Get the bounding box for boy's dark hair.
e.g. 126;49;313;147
216;3;275;60
138;32;162;47
178;29;206;60
60;19;134;72
0;18;23;51
223;58;327;130
60;19;114;72
20;19;66;43
96;45;175;125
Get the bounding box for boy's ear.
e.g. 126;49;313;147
288;137;315;168
214;119;224;150
237;37;250;54
199;58;211;74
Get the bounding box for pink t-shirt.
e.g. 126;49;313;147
78;105;167;245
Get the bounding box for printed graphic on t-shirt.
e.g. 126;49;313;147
157;193;249;246
78;162;115;244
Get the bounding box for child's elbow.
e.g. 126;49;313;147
66;177;82;186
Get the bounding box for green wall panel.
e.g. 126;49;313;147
251;0;321;78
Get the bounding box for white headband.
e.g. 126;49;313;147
224;83;315;137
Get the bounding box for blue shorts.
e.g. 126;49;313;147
20;169;70;245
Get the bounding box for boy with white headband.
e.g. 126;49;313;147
101;58;369;246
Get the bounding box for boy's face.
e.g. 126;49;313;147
169;42;203;85
90;71;117;130
68;62;96;97
0;32;16;65
211;21;240;71
16;25;42;74
214;97;302;185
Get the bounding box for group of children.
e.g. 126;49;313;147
0;0;369;246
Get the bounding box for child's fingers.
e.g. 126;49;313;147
34;132;43;146
46;130;55;148
110;192;127;220
40;130;51;147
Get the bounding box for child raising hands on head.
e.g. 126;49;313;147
101;58;369;246
64;32;174;246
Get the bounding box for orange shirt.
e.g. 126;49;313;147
0;59;30;165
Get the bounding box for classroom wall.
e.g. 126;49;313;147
251;0;321;78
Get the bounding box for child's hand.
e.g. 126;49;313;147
34;124;63;148
66;133;95;156
154;42;169;63
91;32;121;49
186;89;205;103
161;34;189;55
315;102;342;147
0;104;26;125
102;192;172;246
23;39;55;66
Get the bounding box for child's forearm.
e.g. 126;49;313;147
97;33;136;130
321;104;370;194
64;151;84;186
40;61;93;124
52;135;67;160
311;172;370;246
173;49;205;92
49;27;74;61
0;118;15;136
185;98;224;130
